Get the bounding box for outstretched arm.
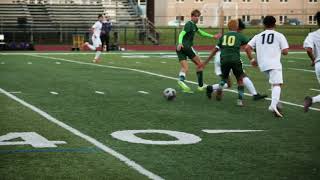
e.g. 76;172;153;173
198;29;214;38
203;47;219;67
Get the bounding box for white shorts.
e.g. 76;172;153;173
92;35;102;48
214;51;222;76
315;61;320;84
264;69;283;85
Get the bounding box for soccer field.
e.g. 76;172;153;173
0;52;319;180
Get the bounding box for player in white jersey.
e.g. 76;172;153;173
209;19;267;102
303;11;320;112
245;16;289;117
84;14;103;63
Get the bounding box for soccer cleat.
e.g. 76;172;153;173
215;88;223;101
206;85;213;99
237;99;244;107
253;93;268;101
178;81;193;93
268;105;283;118
303;96;313;112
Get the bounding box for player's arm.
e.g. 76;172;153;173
245;45;257;67
303;34;315;66
198;29;214;38
177;30;186;51
306;47;316;66
280;34;289;56
204;46;219;66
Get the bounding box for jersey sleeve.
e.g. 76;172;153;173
303;33;313;49
247;35;257;49
279;34;289;50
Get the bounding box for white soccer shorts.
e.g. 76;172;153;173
92;35;102;48
264;69;283;84
214;51;222;76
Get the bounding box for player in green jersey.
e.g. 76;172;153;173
176;9;217;93
204;19;248;106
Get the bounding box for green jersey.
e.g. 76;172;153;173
181;21;198;48
217;31;249;62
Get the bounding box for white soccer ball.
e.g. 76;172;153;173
163;88;176;101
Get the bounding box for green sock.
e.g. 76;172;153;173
196;71;203;87
238;85;244;100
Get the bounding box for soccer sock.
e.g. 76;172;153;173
212;83;228;91
312;95;320;103
238;85;244;100
243;77;257;95
271;86;281;108
94;51;101;60
87;44;96;51
179;71;186;81
196;71;203;87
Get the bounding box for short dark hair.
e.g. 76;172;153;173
191;9;201;17
98;14;103;18
263;16;276;28
238;19;246;30
315;11;320;26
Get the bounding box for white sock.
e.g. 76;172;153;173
212;83;228;91
179;71;186;81
94;51;101;60
312;95;320;103
87;44;96;51
271;86;281;108
243;77;257;95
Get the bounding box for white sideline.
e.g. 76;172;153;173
27;54;320;112
0;88;164;180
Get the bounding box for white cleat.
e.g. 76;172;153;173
268;105;283;118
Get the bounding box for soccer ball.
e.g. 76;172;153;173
163;88;176;101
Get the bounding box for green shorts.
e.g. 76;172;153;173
221;59;245;81
176;46;197;61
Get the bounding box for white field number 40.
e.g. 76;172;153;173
0;130;264;148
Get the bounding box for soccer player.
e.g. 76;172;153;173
84;14;103;63
204;19;249;106
205;19;267;102
245;16;289;117
176;9;216;93
303;11;320;112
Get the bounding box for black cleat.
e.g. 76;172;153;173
253;93;268;101
206;85;213;99
304;96;313;112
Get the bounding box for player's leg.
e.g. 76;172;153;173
93;37;102;63
211;51;230;91
243;76;268;100
233;61;245;106
190;47;205;91
84;36;96;51
215;61;231;100
176;49;193;93
304;62;320;112
266;69;283;117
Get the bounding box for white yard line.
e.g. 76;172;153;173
288;68;315;73
138;91;149;94
50;91;59;95
0;88;163;180
95;91;105;95
27;54;320;112
55;62;61;64
310;88;320;92
27;62;32;64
